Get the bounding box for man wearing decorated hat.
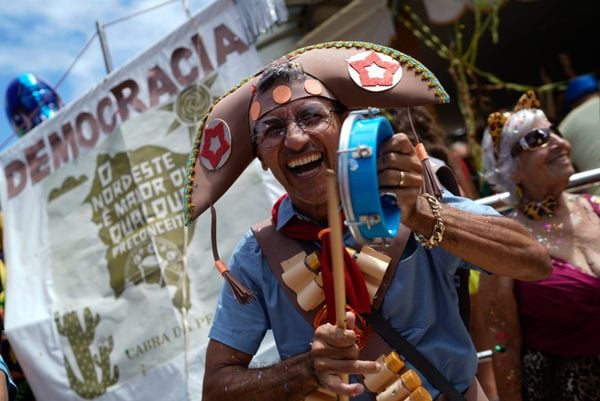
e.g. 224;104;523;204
184;42;551;401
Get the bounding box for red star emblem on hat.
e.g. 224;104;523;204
200;119;231;170
348;51;400;87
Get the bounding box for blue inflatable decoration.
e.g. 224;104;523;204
338;109;399;245
5;73;62;137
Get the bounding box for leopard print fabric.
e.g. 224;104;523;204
487;111;507;160
518;196;558;220
514;90;541;112
522;347;600;401
485;90;541;161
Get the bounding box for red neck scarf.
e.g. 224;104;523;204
271;194;371;323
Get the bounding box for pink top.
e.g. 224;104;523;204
514;255;600;357
514;193;600;357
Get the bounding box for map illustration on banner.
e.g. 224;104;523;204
83;147;191;310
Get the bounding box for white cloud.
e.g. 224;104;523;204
0;0;213;143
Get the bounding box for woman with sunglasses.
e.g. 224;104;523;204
480;91;600;401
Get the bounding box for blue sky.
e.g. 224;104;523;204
0;0;214;151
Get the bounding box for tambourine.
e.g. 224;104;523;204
338;109;400;245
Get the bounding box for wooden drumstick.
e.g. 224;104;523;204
325;169;349;401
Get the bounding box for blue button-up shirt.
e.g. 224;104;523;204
209;192;498;399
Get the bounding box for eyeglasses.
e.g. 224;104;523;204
510;126;562;157
252;103;336;148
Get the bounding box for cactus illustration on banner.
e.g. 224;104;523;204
55;308;119;399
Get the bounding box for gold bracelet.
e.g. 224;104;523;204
414;193;445;249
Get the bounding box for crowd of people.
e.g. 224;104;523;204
185;40;599;401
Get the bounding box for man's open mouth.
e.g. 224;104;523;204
287;152;323;176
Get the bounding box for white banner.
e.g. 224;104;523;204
0;0;283;399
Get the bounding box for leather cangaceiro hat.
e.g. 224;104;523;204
183;41;450;225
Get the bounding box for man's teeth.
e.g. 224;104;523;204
287;153;320;168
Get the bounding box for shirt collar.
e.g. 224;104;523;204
275;195;322;231
275;195;358;247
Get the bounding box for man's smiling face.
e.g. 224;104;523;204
255;96;343;220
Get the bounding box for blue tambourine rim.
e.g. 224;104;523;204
338;112;362;242
338;111;400;244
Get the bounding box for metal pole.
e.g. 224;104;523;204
96;19;114;74
476;167;600;207
181;0;193;19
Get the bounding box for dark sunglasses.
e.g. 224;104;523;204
510;126;562;157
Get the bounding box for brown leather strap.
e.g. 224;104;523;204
253;219;412;313
371;224;412;311
252;220;321;325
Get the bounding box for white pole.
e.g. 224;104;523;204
95;19;114;74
